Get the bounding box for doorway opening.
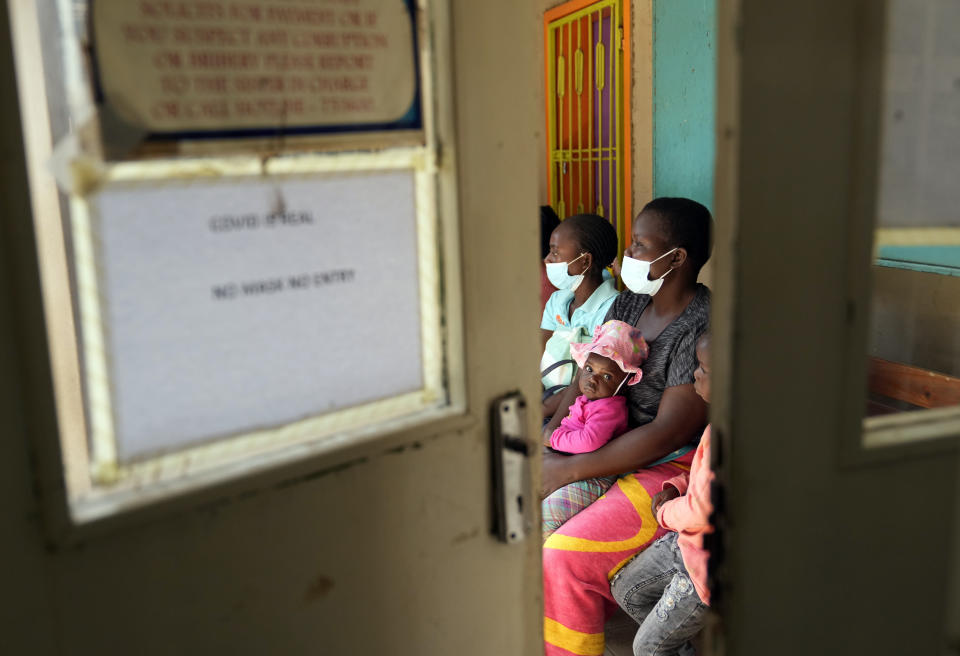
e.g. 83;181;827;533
544;0;633;252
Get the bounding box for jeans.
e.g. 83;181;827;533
610;532;708;656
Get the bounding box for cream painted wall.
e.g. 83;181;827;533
0;2;545;654
534;0;554;205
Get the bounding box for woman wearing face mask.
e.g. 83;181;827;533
540;214;621;419
540;198;712;656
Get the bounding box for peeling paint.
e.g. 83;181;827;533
451;527;480;545
303;574;335;603
274;456;368;490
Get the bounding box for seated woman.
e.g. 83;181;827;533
541;213;620;418
542;319;649;540
540;197;712;656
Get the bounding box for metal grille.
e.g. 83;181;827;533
545;0;626;248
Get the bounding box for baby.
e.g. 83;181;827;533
542;320;648;537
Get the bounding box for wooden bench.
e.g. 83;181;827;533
866;357;960;416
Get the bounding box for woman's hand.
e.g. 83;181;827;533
541;391;564;420
542;420;555;444
650;486;681;517
541;451;574;499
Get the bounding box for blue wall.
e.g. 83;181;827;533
652;0;716;210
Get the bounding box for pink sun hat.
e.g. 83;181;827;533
569;320;649;386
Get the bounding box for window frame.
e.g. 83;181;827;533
8;0;469;530
837;0;960;466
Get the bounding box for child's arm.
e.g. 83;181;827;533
656;473;713;533
541;390;566;419
549;399;626;454
650;473;689;517
662;473;689;496
656;431;713;532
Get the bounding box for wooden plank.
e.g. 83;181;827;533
868;357;960;409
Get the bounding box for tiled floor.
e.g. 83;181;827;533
603;609;637;656
604;610;706;656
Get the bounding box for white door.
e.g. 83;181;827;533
0;1;544;654
712;1;960;654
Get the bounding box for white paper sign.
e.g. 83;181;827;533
91;171;423;460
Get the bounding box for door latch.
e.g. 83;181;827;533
491;391;532;543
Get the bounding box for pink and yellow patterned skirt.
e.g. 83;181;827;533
542;453;694;656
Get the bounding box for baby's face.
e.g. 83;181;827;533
579;353;627;401
693;342;711;404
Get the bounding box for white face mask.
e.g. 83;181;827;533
545;252;587;291
620;248;678;295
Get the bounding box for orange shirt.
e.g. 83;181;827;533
656;426;714;605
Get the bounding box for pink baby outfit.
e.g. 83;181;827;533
549;394;629;454
656;425;714;605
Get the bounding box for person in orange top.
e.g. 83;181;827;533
610;331;714;655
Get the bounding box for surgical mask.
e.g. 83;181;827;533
545;252;587;291
620;248;678;295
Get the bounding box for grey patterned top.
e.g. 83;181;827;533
604;284;711;427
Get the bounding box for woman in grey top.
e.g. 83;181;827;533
541;198;712;656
